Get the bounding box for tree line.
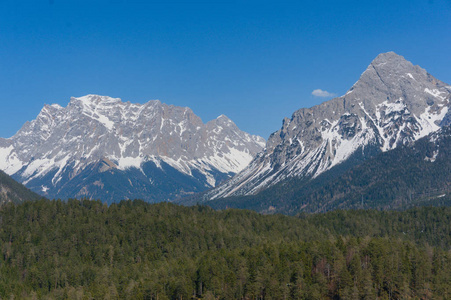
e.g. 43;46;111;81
1;199;451;299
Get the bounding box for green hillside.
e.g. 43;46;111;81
1;199;451;299
0;169;43;205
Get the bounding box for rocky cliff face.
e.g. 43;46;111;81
0;95;264;202
208;52;451;199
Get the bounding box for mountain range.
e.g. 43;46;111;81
0;96;264;203
0;52;449;211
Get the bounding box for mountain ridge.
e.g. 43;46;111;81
203;125;451;214
0;95;265;203
204;52;451;201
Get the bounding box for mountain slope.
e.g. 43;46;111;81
0;169;42;205
0;95;264;203
206;125;451;214
205;52;451;201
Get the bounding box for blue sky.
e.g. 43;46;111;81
0;0;450;139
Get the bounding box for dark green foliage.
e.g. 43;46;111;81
1;199;451;298
0;169;43;205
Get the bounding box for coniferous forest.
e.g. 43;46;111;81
2;199;451;299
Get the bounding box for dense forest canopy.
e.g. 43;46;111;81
1;199;451;299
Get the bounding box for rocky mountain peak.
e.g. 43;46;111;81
71;94;122;105
216;114;232;121
0;95;265;202
207;114;235;127
370;51;412;67
206;52;451;200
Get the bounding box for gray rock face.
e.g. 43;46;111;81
0;96;265;202
208;52;451;199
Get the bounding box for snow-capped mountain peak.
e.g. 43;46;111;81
0;95;265;202
206;52;451;200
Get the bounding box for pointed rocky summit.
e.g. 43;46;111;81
206;52;451;199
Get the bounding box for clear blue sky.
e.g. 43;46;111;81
1;0;450;139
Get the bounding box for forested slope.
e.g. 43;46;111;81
0;169;42;205
206;125;451;215
1;199;451;299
